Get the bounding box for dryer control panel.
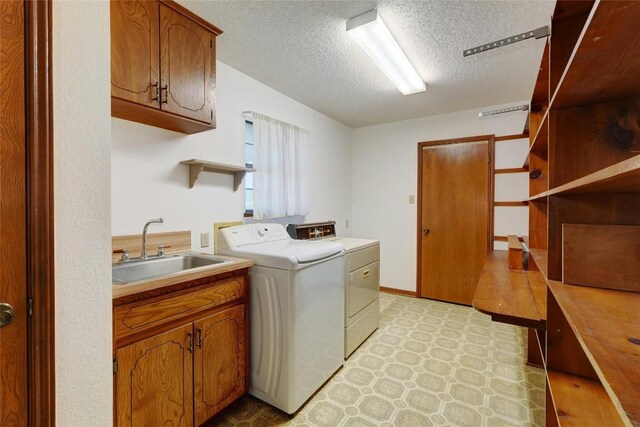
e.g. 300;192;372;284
218;223;290;249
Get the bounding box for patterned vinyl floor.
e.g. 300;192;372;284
206;293;545;427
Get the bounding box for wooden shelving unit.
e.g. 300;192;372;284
523;1;640;426
179;159;256;191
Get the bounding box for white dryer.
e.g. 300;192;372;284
217;223;345;415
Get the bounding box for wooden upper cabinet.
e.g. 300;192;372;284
115;323;194;427
111;0;159;107
193;305;246;425
160;3;215;125
110;0;222;134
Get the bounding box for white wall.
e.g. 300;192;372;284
351;102;529;292
53;1;113;425
111;62;353;250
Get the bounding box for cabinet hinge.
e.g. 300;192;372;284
113;359;118;375
28;298;33;316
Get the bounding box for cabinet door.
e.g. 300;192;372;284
111;0;160;107
194;305;246;425
115;323;193;427
159;3;215;124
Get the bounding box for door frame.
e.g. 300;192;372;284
416;135;495;298
26;0;56;424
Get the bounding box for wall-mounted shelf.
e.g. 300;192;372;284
179;159;256;191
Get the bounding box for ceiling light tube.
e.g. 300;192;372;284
347;9;425;95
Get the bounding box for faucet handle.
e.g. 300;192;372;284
113;248;130;262
157;244;171;256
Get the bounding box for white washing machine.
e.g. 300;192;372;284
217;223;345;415
287;222;380;358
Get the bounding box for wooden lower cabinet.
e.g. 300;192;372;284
115;323;194;427
194;305;246;425
113;272;249;426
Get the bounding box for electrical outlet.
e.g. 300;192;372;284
200;232;210;248
409;195;416;204
345;219;349;228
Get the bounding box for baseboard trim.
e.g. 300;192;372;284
380;286;418;298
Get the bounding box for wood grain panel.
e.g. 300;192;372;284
419;139;489;305
160;3;215;124
546;287;598;380
552;1;640;109
0;0;28;424
528;199;548;250
194;305;246;424
563;224;640;291
112;230;190;263
110;0;159;106
547;370;624;427
549;99;640;188
114;277;243;339
547;194;640;280
549;0;593;96
115;323;193;427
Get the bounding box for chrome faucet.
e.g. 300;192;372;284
141;218;164;259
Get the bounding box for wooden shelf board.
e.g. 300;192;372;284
495;167;528;174
529;248;548;279
529;192;548;201
547;281;640;426
472;252;545;330
494;201;529;207
546;154;640;196
179;159;256;191
547;369;625;427
551;1;640;109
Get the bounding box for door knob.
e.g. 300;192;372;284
423;228;430;236
0;303;15;328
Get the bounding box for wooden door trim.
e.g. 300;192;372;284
25;1;55;424
416;135;496;298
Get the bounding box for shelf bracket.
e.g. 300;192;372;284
188;164;204;189
233;171;246;192
463;26;550;57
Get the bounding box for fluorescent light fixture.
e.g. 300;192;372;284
347;9;425;95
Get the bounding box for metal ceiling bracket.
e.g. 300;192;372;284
479;104;529;118
463;26;550;57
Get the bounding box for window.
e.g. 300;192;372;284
244;120;254;216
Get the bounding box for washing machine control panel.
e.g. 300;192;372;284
223;223;290;247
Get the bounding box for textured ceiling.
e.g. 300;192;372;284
180;0;555;128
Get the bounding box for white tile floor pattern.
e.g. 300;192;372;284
207;293;546;427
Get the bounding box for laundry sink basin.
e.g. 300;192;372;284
112;253;231;285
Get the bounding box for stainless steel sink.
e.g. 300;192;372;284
112;253;231;285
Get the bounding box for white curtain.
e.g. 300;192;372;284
252;113;310;219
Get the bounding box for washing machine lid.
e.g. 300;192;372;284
219;239;344;270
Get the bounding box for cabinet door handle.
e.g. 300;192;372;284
363;270;370;278
187;332;193;353
160;85;168;104
197;328;202;349
150;81;159;102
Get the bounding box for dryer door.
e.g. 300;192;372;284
348;261;380;318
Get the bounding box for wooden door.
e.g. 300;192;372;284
159;3;215;124
111;0;160;107
1;0;28;424
115;323;194;427
419;137;492;305
194;305;246;425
